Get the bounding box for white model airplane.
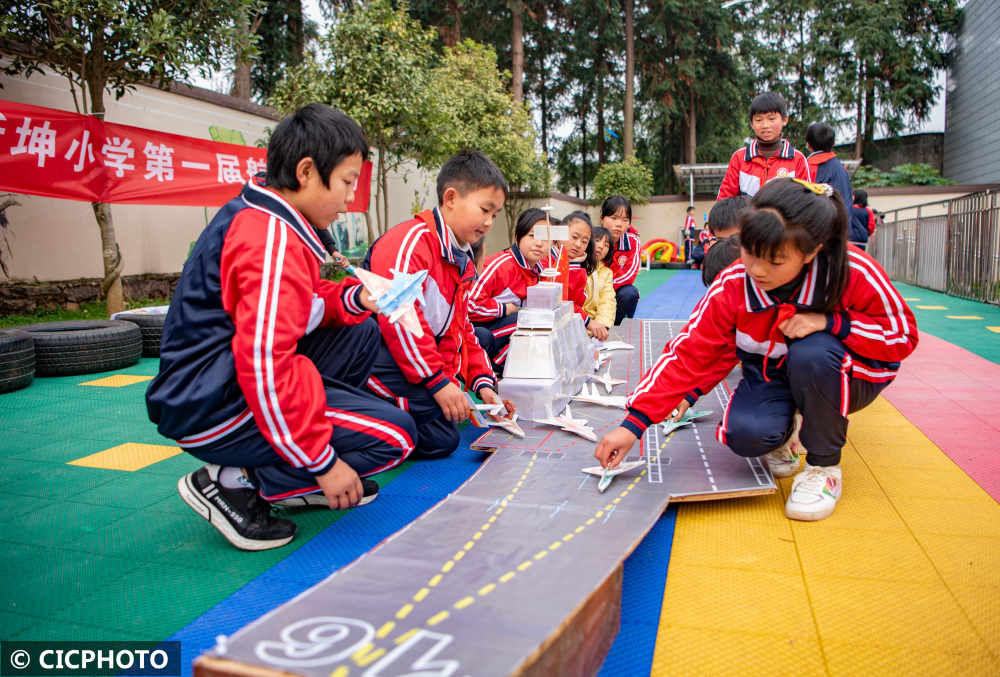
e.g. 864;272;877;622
598;340;635;353
467;397;526;438
588;364;626;393
349;265;427;338
660;408;714;434
536;403;597;441
580;460;646;492
571;382;626;408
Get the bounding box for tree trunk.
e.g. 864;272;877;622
230;9;252;100
442;0;462;46
854;63;864;159
511;1;524;103
540;79;549;156
381;157;390;240
86;66;124;315
623;0;634;158
580;109;588;201
596;56;606;163
863;75;876;162
685;88;697;164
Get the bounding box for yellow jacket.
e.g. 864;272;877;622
584;262;616;327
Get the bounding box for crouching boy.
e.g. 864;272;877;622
146;104;417;551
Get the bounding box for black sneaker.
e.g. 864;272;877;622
273;478;379;509
177;464;296;551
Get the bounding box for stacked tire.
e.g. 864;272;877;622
112;312;165;357
12;320;142;376
0;329;35;393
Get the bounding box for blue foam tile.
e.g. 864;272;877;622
636;270;705;320
597;506;677;677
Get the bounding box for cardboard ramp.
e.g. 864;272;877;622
194;320;774;677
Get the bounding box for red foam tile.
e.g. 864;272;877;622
884;332;1000;501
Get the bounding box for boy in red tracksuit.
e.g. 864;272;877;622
365;150;509;458
147;105;417;551
717;92;811;199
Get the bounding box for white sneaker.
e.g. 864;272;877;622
764;411;804;478
785;464;842;521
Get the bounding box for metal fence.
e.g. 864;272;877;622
868;189;1000;305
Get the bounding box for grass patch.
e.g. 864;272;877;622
0;298;170;328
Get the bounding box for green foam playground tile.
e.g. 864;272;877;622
634;269;676;297
894;282;1000;365
54;562;246;639
71;472;179;510
3;461;121;500
69;507;225;563
2;499;131;548
0;494;54;525
0;610;42;638
12;620;147;641
0;543;142;617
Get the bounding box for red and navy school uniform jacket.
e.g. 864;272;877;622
717;139;811;199
146;179;370;476
467;244;542;322
620;246;918;439
368;207;495;396
568;261;590;326
611;227;641;290
806;151;853;210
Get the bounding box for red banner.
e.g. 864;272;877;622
0;99;371;211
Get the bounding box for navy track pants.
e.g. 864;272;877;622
615;284;639;325
181;319;417;501
717;332;890;466
365;340;461;459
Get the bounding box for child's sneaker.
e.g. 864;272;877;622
764;411;804;478
273;479;379;509
785;464;842;521
178;464;296;550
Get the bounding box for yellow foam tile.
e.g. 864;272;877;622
670;520;799;573
791;526;939;583
822;640;998;675
659;564;817;639
891;495;1000;537
945;315;984;320
917;533;1000;587
872;465;997;504
903;297;920;301
651;625;825;677
807;576;983;653
793;493;908;533
915;304;948;310
948;584;1000;658
988;326;1000;334
68;442;182;472
851;436;958;471
675;491;789;530
79;374;154;388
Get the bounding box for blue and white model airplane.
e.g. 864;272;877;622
349;265;428;338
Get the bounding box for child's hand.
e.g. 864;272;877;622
316;458;363;510
779;311;826;339
668;400;691;421
434;382;470;423
504;303;520;316
589;321;610;341
594;427;637;469
359;288;379;313
478;387;516;421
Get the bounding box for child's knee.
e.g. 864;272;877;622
723;415;789;457
415;420;460;459
618;285;639;304
787;332;844;379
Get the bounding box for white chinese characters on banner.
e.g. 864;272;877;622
143;141;175;182
11;117;56;167
102;137;136;177
217;154;243;183
246;157;266;179
64;130;97;173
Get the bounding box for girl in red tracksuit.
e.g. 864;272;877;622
562;210;604;339
469;208;551;369
596;178;918;522
602;195;641;324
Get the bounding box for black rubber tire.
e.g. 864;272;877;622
0;329;35;393
113;312;166;357
13;320;142;376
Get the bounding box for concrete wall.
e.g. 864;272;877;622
943;0;1000;184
